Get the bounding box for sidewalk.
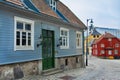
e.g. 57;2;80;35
21;68;87;80
21;57;96;80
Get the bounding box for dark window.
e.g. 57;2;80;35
65;59;68;66
25;24;31;30
16;31;20;45
28;33;31;46
17;22;23;29
97;35;99;38
22;32;26;45
76;57;79;63
93;35;96;38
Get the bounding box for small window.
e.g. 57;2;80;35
17;22;23;29
115;43;119;47
101;44;104;48
49;0;56;10
76;31;82;48
114;50;118;54
93;35;96;38
65;59;68;66
97;35;99;38
108;50;112;55
95;45;97;48
76;57;79;63
60;28;69;49
108;38;112;41
100;50;104;54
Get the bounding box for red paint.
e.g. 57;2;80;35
92;33;120;58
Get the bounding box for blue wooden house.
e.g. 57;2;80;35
0;0;86;79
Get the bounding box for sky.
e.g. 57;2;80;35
60;0;120;29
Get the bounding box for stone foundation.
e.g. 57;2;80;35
0;55;85;79
0;61;39;80
56;55;85;70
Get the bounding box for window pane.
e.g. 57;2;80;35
63;38;65;46
65;31;67;36
16;39;20;45
28;40;31;46
17;22;23;29
61;30;63;35
25;24;31;30
16;31;20;38
22;32;26;45
28;33;31;46
16;31;20;46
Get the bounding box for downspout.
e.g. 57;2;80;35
82;29;85;68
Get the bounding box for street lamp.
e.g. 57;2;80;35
86;19;93;66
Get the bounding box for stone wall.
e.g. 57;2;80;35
0;55;85;79
0;61;39;80
56;55;85;70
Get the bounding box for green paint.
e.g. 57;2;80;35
42;29;55;70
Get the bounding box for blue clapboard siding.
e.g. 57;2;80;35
0;7;83;65
0;9;41;65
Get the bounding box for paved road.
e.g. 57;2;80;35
76;57;120;80
22;57;120;80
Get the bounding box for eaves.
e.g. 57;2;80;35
0;1;86;30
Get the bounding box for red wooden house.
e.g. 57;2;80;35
92;32;120;59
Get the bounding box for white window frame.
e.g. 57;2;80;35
76;31;82;48
101;44;104;48
100;50;105;54
60;28;69;49
14;16;34;51
115;43;119;47
49;0;56;11
114;50;118;54
108;50;112;55
108;38;112;41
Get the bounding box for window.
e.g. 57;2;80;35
60;28;69;49
14;16;34;50
49;0;56;10
108;38;112;41
108;50;112;55
97;35;99;38
65;59;68;66
76;31;82;48
115;43;119;47
93;35;96;38
101;44;104;48
114;50;118;54
95;44;97;48
76;57;79;63
100;50;105;54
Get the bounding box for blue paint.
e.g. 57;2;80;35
0;5;83;65
56;9;69;22
23;0;40;13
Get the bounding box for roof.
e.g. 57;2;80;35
6;0;23;6
57;1;86;28
1;0;86;29
92;32;117;45
91;28;101;36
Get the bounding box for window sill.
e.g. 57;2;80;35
14;46;34;51
60;46;69;49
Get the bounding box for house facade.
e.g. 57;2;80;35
92;32;120;59
0;0;86;79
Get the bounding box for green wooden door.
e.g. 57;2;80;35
42;29;55;70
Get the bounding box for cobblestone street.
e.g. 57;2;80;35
21;56;120;80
